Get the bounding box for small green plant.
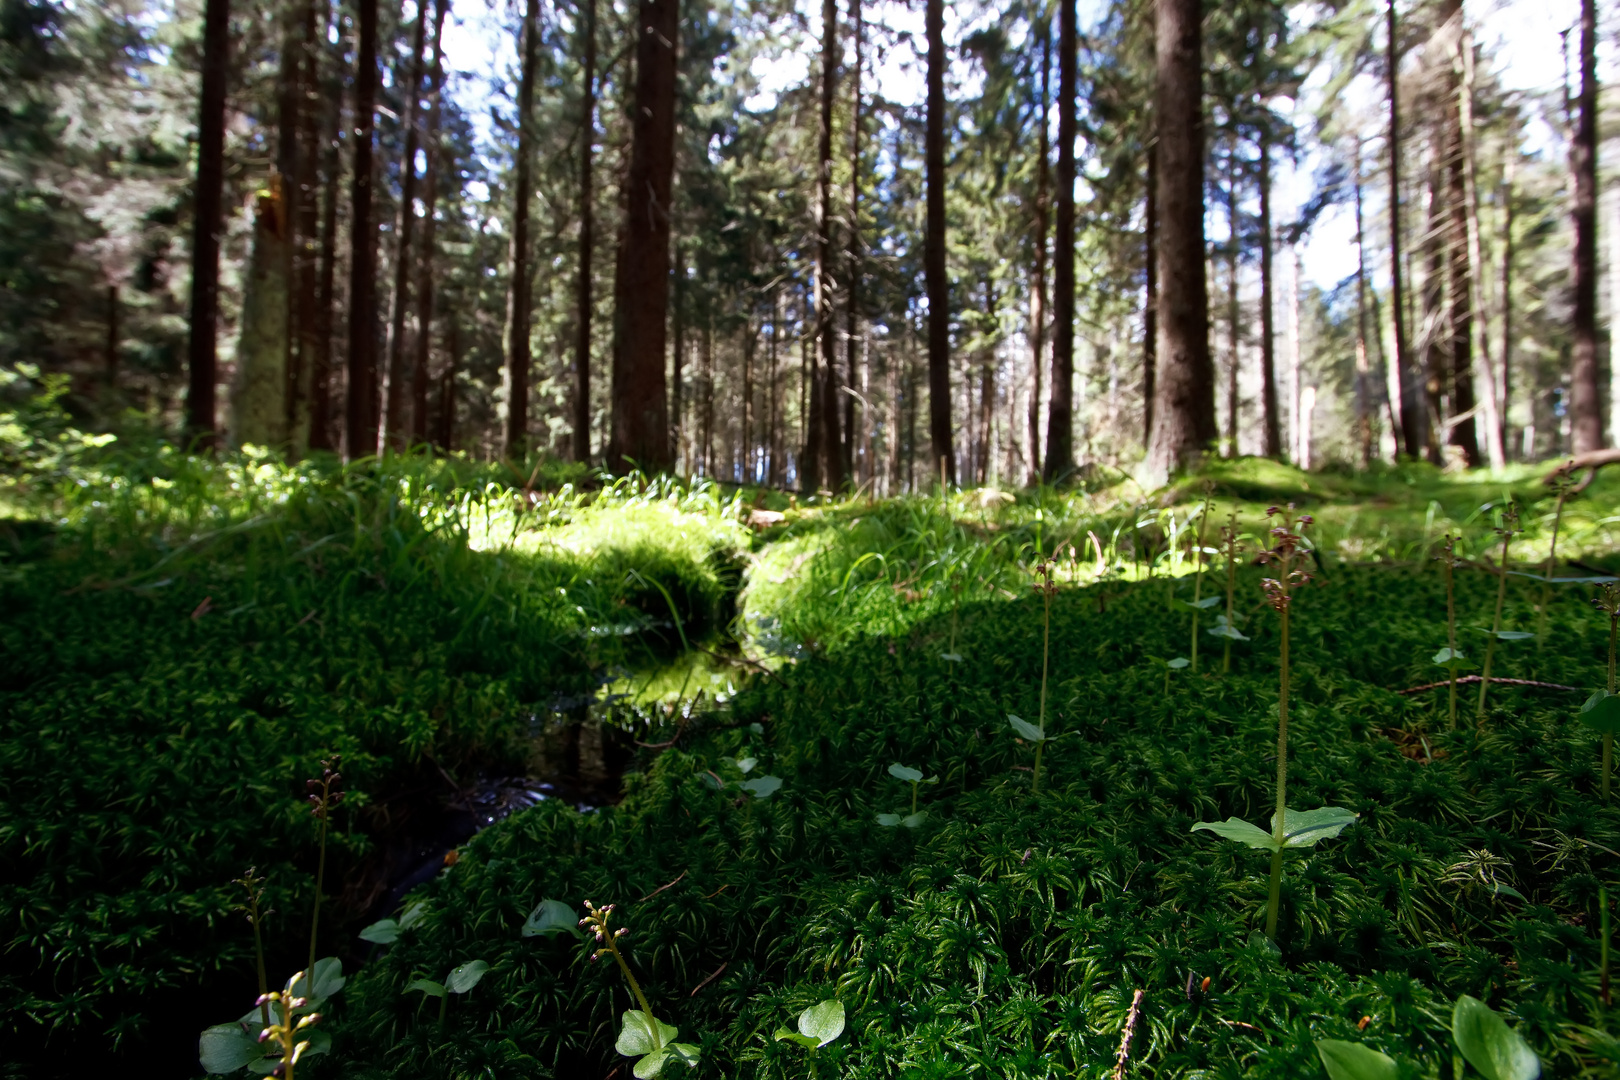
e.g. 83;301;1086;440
1192;506;1356;945
407;959;490;1025
701;756;784;799
1536;468;1575;642
1434;533;1471;729
1584;583;1620;803
522;898;585;939
304;757;343;971
1477;503;1522;723
253;971;324;1080
359;901;427;945
1208;511;1247;673
580;900;700;1077
876;763;937;827
1315;994;1540;1080
1008;556;1058;792
775;998;846;1052
1184;487;1218;673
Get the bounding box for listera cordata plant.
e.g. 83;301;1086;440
1477;502;1528;723
199;758;349;1076
1181;486;1221;674
407;959;490;1025
581;900;700;1077
1315;995;1540;1080
775;998;846;1057
1433;534;1472;729
1191;506;1356;946
1008;557;1057;793
1207;511;1249;673
1580;583;1620;803
876;763;938;828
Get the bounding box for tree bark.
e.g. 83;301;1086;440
1257;129;1280;458
1042;0;1075;482
1500;143;1513;457
573;0;596;464
436;314;459;450
844;0;863;483
1226;139;1239;456
1388;0;1422;460
1027;27;1049;485
1353;139;1374;466
607;0;679;473
382;0;429;452
411;0;447;446
345;0;380;459
924;0;953;486
814;0;845;490
671;248;685;470
1143;0;1215;484
185;0;230;449
309;16;341;453
503;0;539;461
1455;17;1504;467
289;0;323;453
1420;169;1445;464
1568;0;1600;453
1143;137;1158;449
1439;0;1480;467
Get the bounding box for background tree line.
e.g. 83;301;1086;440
0;0;1612;488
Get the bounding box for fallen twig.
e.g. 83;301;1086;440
1397;675;1579;695
694;646;786;686
1113;989;1145;1080
637;870;687;903
689;961;727;997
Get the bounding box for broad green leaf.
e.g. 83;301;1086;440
1315;1039;1399;1080
407;978;446;998
740;775;783;799
940;652;963;662
398;901;427;930
1580;691;1620;733
1208;617;1249;641
1506;571;1617;584
358;918;399;944
617;1010;679;1057
888;763;924;782
699;771;725;791
736;756;757;774
1275;806;1358;848
901;812;927;828
774;1028;820;1048
797;999;846;1046
1452;995;1540;1080
446;959;489;994
199;1023;262;1073
1491;882;1527;902
1433;647;1467;665
1191;816;1278;851
1008;714;1046;742
875;813;902;827
1180;596;1222;611
1493;630;1535;641
633;1042;700;1078
523;899;584;939
1167;657;1190;670
749;722;764;734
289;957;344;1004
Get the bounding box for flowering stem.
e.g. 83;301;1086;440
605;934;660;1050
308;815;327;973
1607;610;1616;803
1477;523;1513;724
1265;584;1291;943
1444;538;1458;729
1033;575;1051;794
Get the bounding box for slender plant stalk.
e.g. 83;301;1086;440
1034;567;1052;794
1223;512;1239;674
1265;588;1291;942
1602;884;1612;1008
308;817;328;973
1607;607;1616;803
1444;534;1459;729
607;923;659;1048
1537;471;1571;643
1190;493;1211;673
910;779;919;815
1477;509;1517;724
237;869;271;1029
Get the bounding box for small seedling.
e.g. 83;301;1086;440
1477;503;1521;723
1211;512;1246;673
775;998;845;1051
522;898;585;939
408;959;490;1025
700;759;784;800
1314;994;1540;1080
1159;655;1190;694
1586;583;1620;802
876;763;938;828
1010;558;1058;793
1435;534;1471;728
1315;1038;1398;1080
1536;468;1575;642
580;901;699;1077
359;900;426;945
1186;485;1216;672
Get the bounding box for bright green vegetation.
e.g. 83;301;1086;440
4;427;1620;1076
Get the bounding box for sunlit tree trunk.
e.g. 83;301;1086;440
1042;0;1075;481
813;0;845;490
574;0;596;464
1568;0;1600;452
1420;169;1445;465
182;0;224;446
1226;139;1240;456
1388;0;1423;460
1027;28;1049;485
410;0;447;446
924;0;952;485
308;17;341;453
1257;129;1280;458
844;0;863;483
1143;138;1157;450
381;2;427;452
345;0;380;460
502;0;539;460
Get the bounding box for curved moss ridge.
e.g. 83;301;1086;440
333;567;1617;1077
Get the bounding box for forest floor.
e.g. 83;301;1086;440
3;424;1620;1077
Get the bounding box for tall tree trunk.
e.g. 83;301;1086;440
1226;139;1239;456
1027;27;1049;485
813;0;845;490
608;0;679;473
436;314;459;450
185;0;230;448
345;0;380;459
289;0;323;454
1042;0;1076;481
1420;169;1445;464
411;0;447;446
574;0;596;463
1143;0;1215;483
701;316;714;476
743;314;756;480
767;289;780;484
1287;248;1302;463
1500;144;1514;457
382;0;428;452
1257;129;1280;458
1439;0;1480;467
924;0;952;486
1454;16;1504;467
503;0;539;461
671;248;685;470
309;18;341;453
1569;0;1600;452
844;0;863;483
1388;0;1422;460
105;283;119;389
1353;140;1374;466
1143;137;1158;448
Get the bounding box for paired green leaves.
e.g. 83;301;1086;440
1180;596;1222;612
200;963;344;1074
1580;690;1620;733
1207;614;1249;640
1191;806;1358;853
1007;714;1046;743
522;899;584;939
1474;627;1534;641
1452;996;1540;1080
1167;657;1190;670
288;957;345;1005
199;1024;263;1074
775;999;846;1051
874;812;926;828
359;901;426;945
1315;1039;1399;1080
617;1010;699;1078
407;959;489;999
739;775;783;799
887;763;924;783
1432;647;1472;667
